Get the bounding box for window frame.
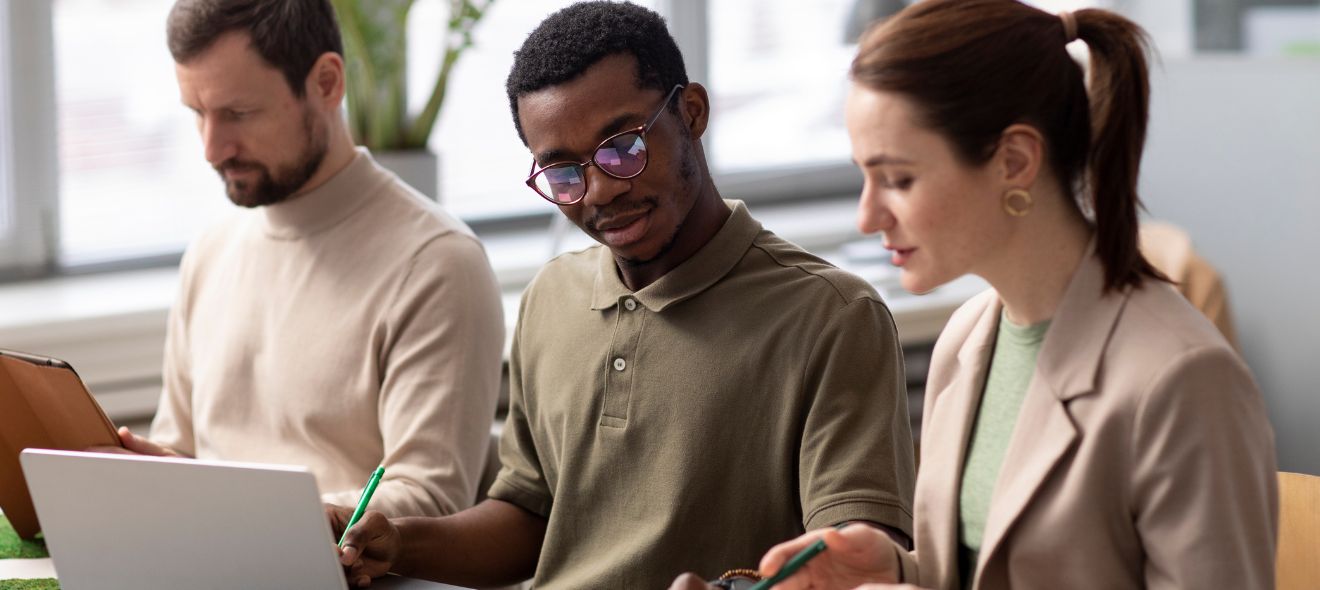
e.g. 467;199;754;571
0;0;13;266
0;0;60;280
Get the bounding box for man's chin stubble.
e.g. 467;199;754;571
617;219;683;267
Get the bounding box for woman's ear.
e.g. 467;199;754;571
680;83;711;140
997;123;1045;189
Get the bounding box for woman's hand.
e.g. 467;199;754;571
757;524;903;590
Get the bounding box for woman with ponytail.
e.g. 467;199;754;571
744;1;1277;589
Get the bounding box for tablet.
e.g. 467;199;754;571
0;349;120;539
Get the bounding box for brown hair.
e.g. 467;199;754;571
851;0;1163;292
166;0;343;98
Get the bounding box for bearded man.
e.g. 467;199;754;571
110;0;505;519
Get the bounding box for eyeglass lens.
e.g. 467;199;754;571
532;131;649;204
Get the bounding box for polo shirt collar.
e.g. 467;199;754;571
591;200;762;312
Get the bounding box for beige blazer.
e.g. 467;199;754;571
897;252;1278;589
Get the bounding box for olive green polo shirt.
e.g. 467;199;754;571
489;201;915;589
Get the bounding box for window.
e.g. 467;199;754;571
707;0;855;175
53;0;227;266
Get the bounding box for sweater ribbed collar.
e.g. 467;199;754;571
261;147;389;240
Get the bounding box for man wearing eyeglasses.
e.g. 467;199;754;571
332;2;915;589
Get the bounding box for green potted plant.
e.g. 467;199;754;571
331;0;495;199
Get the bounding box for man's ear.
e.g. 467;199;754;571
996;123;1045;189
680;83;711;140
306;52;346;109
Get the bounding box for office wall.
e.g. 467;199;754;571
1139;57;1320;474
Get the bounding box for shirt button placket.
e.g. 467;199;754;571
602;296;643;427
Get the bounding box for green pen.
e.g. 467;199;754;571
748;538;827;590
337;465;385;548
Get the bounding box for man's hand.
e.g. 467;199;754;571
756;524;902;590
327;504;401;588
87;426;183;456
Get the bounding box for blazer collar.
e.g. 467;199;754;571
1033;245;1130;402
921;297;1001;590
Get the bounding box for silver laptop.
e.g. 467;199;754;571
21;449;352;590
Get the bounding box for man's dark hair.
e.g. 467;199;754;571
506;1;689;144
166;0;344;97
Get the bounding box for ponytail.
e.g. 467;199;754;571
1074;9;1164;290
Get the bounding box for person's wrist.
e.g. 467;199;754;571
392;516;432;577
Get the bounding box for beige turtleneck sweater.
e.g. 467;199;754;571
150;148;504;517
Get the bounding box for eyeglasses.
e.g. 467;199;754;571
525;84;684;205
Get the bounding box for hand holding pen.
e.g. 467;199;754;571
328;466;403;588
754;524;905;590
339;466;385;547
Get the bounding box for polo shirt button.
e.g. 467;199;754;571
613;357;627;371
623;298;637;311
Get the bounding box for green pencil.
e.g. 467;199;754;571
337;465;385;548
749;538;828;590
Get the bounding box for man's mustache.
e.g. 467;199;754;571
215;159;265;174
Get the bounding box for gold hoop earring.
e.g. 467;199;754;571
1003;189;1033;217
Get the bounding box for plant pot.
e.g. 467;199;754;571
375;149;439;202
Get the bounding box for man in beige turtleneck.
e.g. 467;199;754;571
108;0;505;519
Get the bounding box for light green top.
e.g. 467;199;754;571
958;310;1050;587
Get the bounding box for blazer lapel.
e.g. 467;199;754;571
972;369;1079;579
918;300;1000;590
974;252;1129;581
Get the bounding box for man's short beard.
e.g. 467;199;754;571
218;107;328;208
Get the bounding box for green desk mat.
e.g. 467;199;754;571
0;516;58;589
0;581;58;590
0;517;47;560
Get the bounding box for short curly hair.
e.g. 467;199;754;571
506;1;688;145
